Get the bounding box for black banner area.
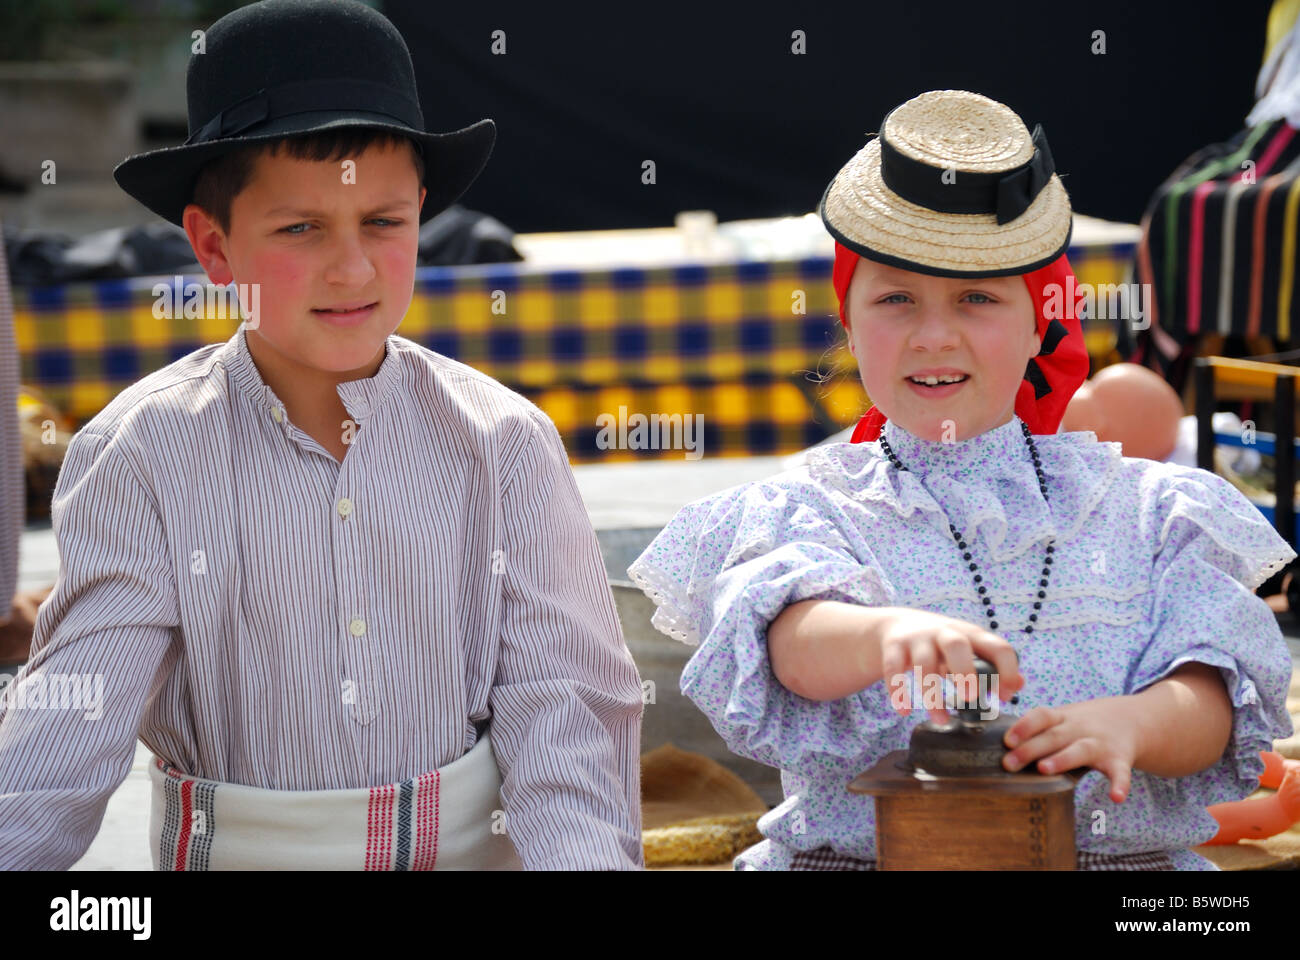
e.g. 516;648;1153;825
0;869;1293;944
384;0;1271;232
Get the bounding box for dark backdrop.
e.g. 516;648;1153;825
385;1;1274;233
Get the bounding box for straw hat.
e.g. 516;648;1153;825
820;90;1071;277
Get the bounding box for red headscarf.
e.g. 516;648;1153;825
831;242;1090;442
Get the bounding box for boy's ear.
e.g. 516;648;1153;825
181;203;234;286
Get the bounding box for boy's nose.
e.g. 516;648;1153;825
322;235;378;286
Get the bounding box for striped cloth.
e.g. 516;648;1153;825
0;223;21;613
1137;118;1300;351
0;324;643;870
787;846;1176;871
149;727;521;871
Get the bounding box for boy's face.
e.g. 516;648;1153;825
183;140;426;378
845;258;1041;442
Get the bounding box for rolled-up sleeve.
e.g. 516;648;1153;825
629;479;902;780
1130;466;1296;812
489;410;643;870
0;429;180;869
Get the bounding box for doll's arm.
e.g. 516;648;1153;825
1205;752;1300;844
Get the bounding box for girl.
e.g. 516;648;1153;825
628;90;1297;870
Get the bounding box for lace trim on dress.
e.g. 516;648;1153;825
627;559;701;646
1155;471;1298;592
805;433;1127;563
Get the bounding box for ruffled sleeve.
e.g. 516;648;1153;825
1130;465;1297;807
627;474;905;776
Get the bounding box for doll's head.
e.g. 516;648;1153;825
820;90;1088;442
841;256;1041;442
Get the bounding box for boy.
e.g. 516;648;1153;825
0;0;643;870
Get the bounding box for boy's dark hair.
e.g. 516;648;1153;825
191;128;426;235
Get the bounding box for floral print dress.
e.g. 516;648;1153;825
628;414;1297;870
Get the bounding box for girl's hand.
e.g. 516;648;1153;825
1001;696;1141;802
877;608;1024;726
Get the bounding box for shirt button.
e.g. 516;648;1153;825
337;497;353;518
271;406;283;423
349;618;366;637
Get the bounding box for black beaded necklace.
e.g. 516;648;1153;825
877;418;1055;707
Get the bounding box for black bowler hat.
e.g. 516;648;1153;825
113;0;496;228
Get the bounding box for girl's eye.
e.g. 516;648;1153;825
879;293;911;304
964;292;995;304
280;219;402;235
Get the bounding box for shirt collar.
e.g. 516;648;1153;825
222;325;402;423
879;413;1032;482
809;415;1124;559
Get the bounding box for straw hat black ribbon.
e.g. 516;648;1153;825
879;123;1057;225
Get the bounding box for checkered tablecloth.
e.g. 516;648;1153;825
11;243;1134;462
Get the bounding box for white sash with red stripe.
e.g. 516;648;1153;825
147;730;522;870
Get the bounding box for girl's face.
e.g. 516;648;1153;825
844;258;1041;442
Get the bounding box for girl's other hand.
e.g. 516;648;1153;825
1001;697;1141;802
877;608;1024;725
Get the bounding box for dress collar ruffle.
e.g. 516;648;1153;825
806;414;1126;562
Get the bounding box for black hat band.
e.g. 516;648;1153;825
185;77;425;146
878;121;1057;226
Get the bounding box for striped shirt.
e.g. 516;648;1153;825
0;324;644;870
0;223;21;612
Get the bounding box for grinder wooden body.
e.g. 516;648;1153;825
849;749;1080;870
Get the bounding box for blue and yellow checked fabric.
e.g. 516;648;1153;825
11;247;1130;462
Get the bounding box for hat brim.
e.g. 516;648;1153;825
819;137;1072;278
113;114;496;229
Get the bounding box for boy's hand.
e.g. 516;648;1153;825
1001;696;1141;802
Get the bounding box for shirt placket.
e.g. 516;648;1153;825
266;389;377;729
335;487;374;729
329;415;375;729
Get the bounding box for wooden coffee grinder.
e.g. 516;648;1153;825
849;658;1083;870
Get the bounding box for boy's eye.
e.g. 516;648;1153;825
279;219;402;235
879;293;910;304
965;292;995;304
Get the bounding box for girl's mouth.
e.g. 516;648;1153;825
904;374;970;398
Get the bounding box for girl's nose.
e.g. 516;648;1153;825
908;307;961;347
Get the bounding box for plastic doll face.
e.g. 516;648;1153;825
183;139;426;379
844;258;1041;442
